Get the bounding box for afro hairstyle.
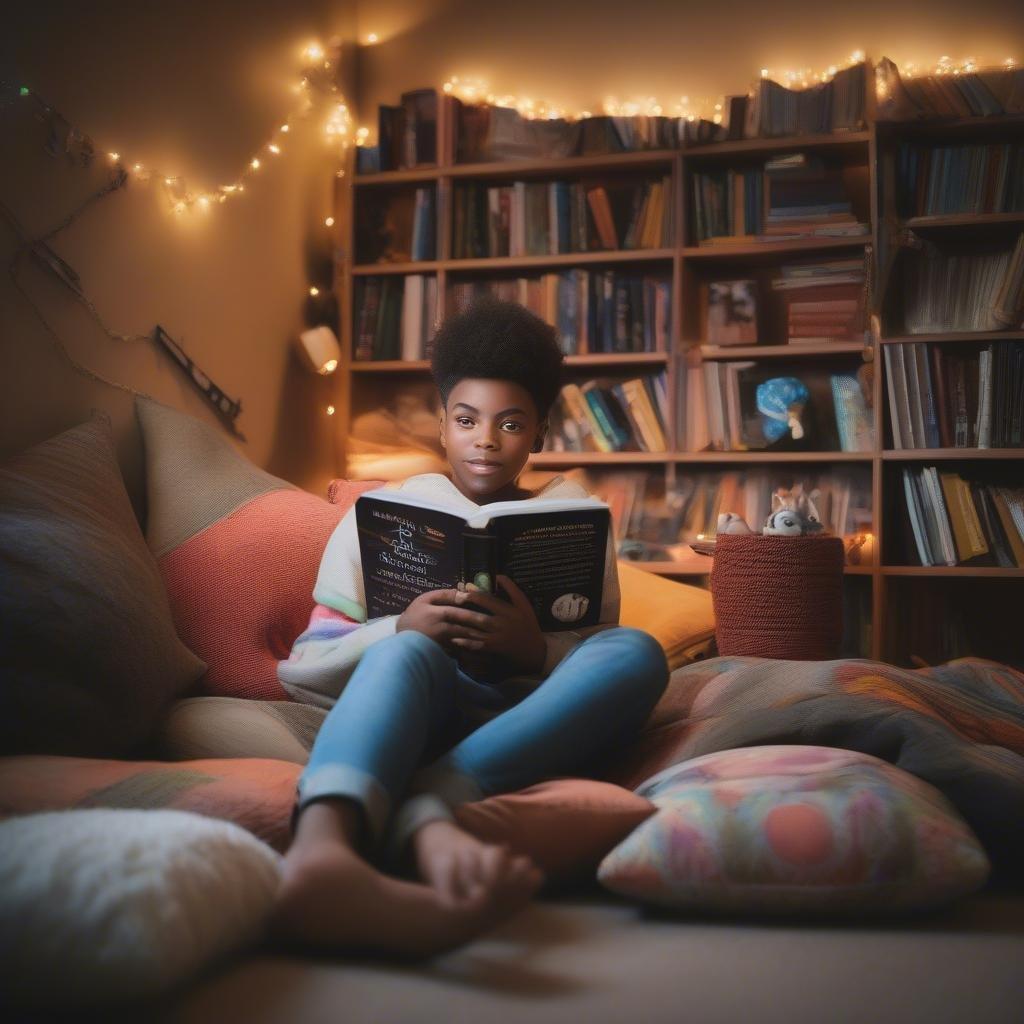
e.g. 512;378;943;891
430;297;564;419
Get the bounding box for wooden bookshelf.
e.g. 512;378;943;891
335;85;1024;668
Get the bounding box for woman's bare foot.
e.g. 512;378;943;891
271;802;541;958
412;818;544;908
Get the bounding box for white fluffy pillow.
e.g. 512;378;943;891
0;808;282;1008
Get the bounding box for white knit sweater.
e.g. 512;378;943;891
277;473;620;710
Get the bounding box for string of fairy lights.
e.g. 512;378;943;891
4;40;1020;428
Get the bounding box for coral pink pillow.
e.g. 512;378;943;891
454;779;656;879
0;754;302;852
136;397;381;701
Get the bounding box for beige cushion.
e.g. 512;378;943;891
0;418;205;756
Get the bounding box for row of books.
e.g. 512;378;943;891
356;89;438;173
876;57;1024;121
450;270;670;355
693;153;868;244
356;187;436;264
448;65;866;165
679;361;873;453
900;467;1024;568
574;467;871;561
902;234;1024;333
895;143;1024;217
884;342;1024;449
545;374;670;454
736;64;867;139
451;178;672;258
353;276;438;361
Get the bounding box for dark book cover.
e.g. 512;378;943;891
356;492;609;631
401;88;438;166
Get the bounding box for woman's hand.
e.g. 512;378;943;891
396;588;494;650
449;575;547;675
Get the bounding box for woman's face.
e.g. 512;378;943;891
440;378;544;503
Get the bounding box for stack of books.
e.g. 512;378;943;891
896;142;1024;217
356;187;436;263
693;156;868;245
454;101;723;164
353;276;438;361
900;467;1024;568
903;234;1024;333
452;177;671;258
771;257;868;343
876;57;1024;121
546;373;669;453
885;342;1024;449
450;270;670;355
726;63;866;139
356;89;438;173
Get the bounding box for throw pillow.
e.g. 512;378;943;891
0;754;302;852
598;745;990;913
454;779;656;879
0;809;280;1008
616;561;715;669
136;397;380;701
0;417;205;757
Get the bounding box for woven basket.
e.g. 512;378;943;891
710;534;845;660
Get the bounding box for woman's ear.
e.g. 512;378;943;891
531;420;548;453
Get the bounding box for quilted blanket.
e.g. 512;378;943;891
601;657;1024;874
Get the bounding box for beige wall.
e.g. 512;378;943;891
1;1;356;514
352;0;1024;126
3;0;1021;515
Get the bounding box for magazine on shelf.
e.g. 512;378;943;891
355;491;610;631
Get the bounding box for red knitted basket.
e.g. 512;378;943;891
710;533;845;660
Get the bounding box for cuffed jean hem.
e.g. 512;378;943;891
296;763;393;846
384;765;486;866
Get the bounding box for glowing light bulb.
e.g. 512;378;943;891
366;33;378;44
268;144;281;154
198;195;210;209
309;286;320;297
305;43;324;61
108;152;119;162
324;216;335;227
321;359;338;374
251;158;261;170
761;68;769;78
280;124;290;132
326;405;336;416
165;177;175;186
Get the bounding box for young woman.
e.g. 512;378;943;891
273;299;668;956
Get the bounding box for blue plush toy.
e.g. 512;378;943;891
756;377;810;442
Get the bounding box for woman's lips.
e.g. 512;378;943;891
465;461;502;475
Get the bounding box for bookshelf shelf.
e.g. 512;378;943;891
444;150;677;179
352;261;441;276
903;212;1024;233
353;166;440;187
338;85;1024;668
684;130;872;159
699;343;869;359
882;449;1024;461
351;353;671;373
879;331;1024;345
681;237;870;260
444;249;675;272
881;567;1024;578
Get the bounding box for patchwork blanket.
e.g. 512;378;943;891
601;657;1024;874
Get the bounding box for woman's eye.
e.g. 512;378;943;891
502;421;524;433
456;417;474;428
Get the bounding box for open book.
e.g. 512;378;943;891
355;490;610;631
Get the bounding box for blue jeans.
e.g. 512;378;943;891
297;626;669;854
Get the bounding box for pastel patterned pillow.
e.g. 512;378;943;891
598;745;990;913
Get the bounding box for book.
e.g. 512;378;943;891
705;280;758;345
355;490;610;631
